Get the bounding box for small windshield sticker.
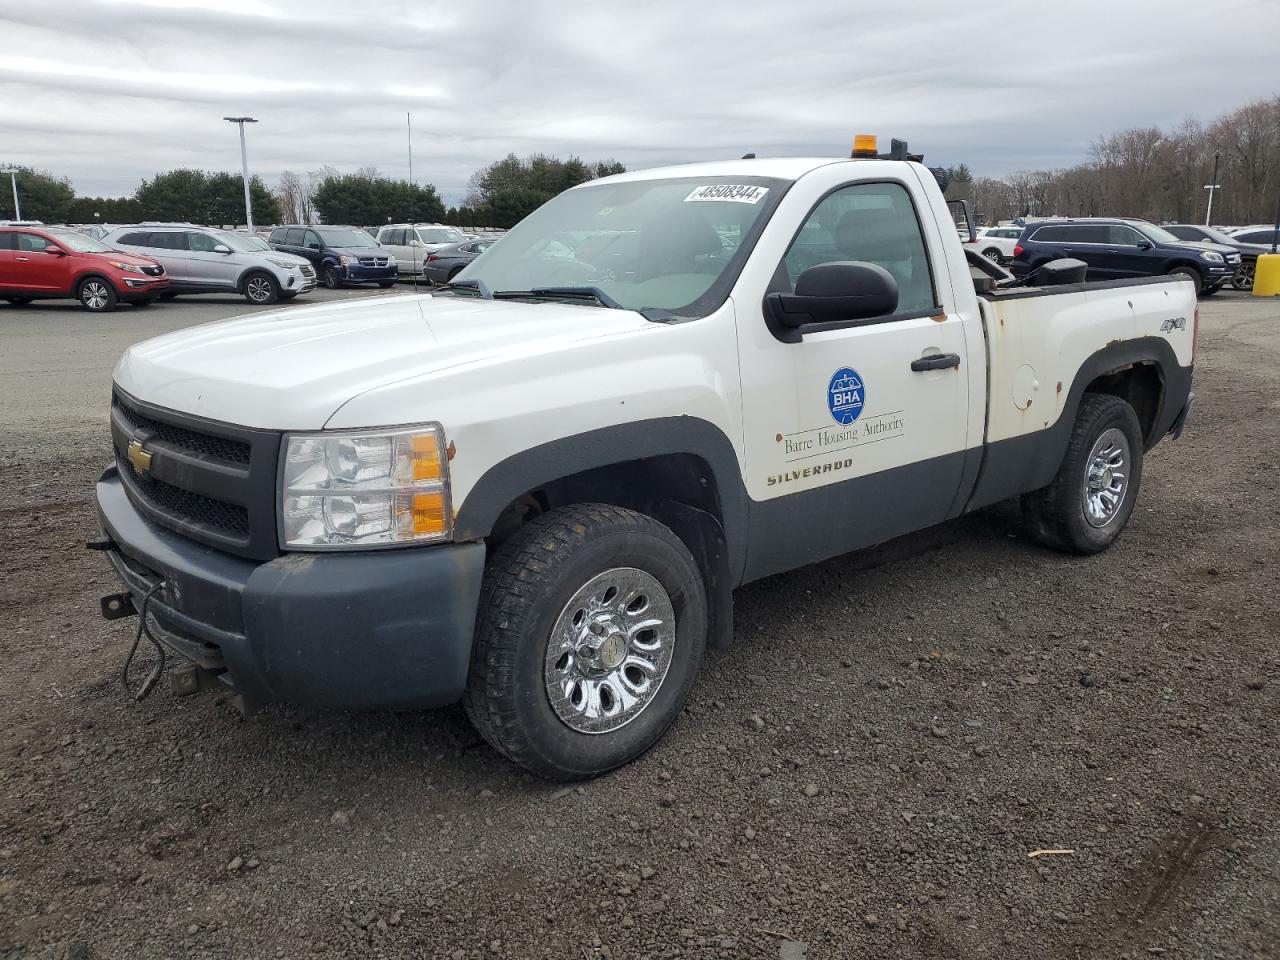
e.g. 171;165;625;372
827;367;865;425
684;184;769;204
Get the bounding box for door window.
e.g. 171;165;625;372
147;232;188;250
382;229;403;245
187;232;219;252
303;230;321;249
118;232;150;246
0;233;14;251
780;181;936;315
1030;225;1070;242
1108;225;1147;246
17;233;54;252
285;228;305;246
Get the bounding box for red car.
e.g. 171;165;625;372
0;226;168;312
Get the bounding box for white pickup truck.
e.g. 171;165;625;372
94;140;1196;780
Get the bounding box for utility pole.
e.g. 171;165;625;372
1203;152;1221;227
223;117;259;231
0;166;21;221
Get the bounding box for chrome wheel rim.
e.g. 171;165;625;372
247;277;272;302
324;268;338;288
82;282;109;310
544;567;676;735
1083;427;1129;527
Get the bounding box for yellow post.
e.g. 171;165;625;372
1255;254;1280;297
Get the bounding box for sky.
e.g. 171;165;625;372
2;0;1278;206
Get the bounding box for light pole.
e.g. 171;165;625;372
223;116;258;231
1203;152;1221;227
0;166;21;221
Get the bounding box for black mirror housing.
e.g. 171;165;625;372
765;261;899;338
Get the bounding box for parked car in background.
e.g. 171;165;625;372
1228;226;1280;247
375;224;467;275
105;226;316;304
0;226;166;311
1010;217;1239;295
268;225;398;289
421;238;495;283
966;226;1022;263
1164;223;1272;290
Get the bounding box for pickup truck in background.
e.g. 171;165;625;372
93;139;1196;780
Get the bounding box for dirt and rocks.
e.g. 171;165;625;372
0;289;1277;959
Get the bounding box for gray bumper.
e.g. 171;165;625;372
96;467;485;710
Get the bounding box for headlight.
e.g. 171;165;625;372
109;260;145;274
266;257;298;270
280;425;451;550
1200;251;1224;263
338;254;357;265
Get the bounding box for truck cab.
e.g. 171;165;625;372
95;142;1196;780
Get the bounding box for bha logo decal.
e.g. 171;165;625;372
827;367;865;425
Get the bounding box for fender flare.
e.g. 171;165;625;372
453;416;748;583
965;336;1191;513
235;266;275;292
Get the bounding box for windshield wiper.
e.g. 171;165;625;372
443;278;493;299
492;286;622;309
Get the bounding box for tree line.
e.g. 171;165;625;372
946;96;1280;226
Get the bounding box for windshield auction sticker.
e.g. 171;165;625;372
684;184;769;204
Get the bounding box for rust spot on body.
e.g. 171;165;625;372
930;313;947;323
446;440;457;461
1056;381;1063;394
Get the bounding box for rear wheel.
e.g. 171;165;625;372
243;271;280;305
982;247;1003;262
1022;394;1144;555
1168;264;1203;295
4;297;34;306
78;278;117;312
464;504;708;781
1231;262;1255;291
447;265;464;281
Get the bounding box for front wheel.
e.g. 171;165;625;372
1021;394;1144;555
78;278;117;312
464;504;708;781
244;271;280;305
1231;263;1255;291
1168;265;1203;295
323;265;341;289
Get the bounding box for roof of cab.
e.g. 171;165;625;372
583;156;868;186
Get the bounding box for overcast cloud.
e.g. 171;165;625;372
2;0;1277;205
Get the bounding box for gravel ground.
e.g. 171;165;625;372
0;288;1277;960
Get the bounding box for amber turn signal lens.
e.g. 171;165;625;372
410;433;443;481
411;491;447;536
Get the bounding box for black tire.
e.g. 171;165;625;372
243;271;280;305
447;265;464;281
982;247;1003;262
323;265;341;289
77;277;117;313
1021;394;1145;555
463;504;708;781
1231;264;1254;291
4;297;34;306
1168;264;1203;294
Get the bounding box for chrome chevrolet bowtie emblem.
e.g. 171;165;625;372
126;438;153;474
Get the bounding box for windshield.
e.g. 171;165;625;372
420;227;463;244
1200;227;1237;245
454;176;787;314
51;231;112;253
1138;223;1183;244
214;231;272;253
316;228;378;248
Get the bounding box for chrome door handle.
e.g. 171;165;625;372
15;256;30;261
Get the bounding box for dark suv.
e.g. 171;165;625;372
1010;218;1240;295
268;225;398;290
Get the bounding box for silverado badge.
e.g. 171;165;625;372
126;439;153;475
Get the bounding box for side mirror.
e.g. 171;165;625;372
45;246;66;257
1136;241;1152;250
765;261;898;339
306;242;320;251
213;244;232;254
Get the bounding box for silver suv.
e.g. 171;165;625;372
375;224;466;275
103;225;316;304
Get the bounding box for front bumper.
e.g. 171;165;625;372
117;276;168;300
1203;261;1237;283
341;264;398;283
95;466;485;710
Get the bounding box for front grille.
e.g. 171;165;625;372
299;265;315;278
110;389;281;560
118;455;248;536
113;396;250;465
359;256;390;267
141;265;165;277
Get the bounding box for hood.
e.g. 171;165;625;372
1230;241;1272;257
113;293;651;430
332;246;394;259
265;250;311;266
95;249;158;267
1167;239;1238;256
